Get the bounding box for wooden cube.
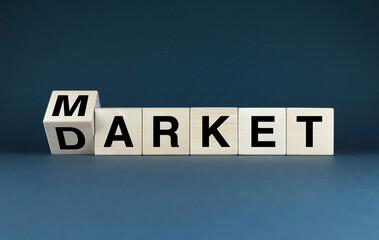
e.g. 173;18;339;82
143;108;190;155
287;108;334;155
191;108;238;155
43;91;100;154
95;108;142;155
239;108;286;155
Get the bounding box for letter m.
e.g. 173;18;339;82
52;95;89;116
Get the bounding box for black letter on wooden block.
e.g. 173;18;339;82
296;116;323;147
202;116;229;147
52;95;89;116
104;116;133;147
56;127;85;149
153;116;179;147
251;116;275;147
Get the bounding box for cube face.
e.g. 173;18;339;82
239;108;286;155
287;108;334;155
44;122;95;154
43;91;100;123
143;108;190;155
43;91;100;154
191;108;238;155
95;108;142;155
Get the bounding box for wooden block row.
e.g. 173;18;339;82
43;91;334;155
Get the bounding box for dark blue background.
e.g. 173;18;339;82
1;1;379;239
1;0;378;153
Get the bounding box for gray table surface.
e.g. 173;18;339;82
1;153;378;240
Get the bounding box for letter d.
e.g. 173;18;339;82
55;127;85;150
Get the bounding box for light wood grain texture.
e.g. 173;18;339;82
143;108;190;155
43;90;100;154
239;108;286;155
95;108;142;155
190;108;237;155
287;108;334;155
